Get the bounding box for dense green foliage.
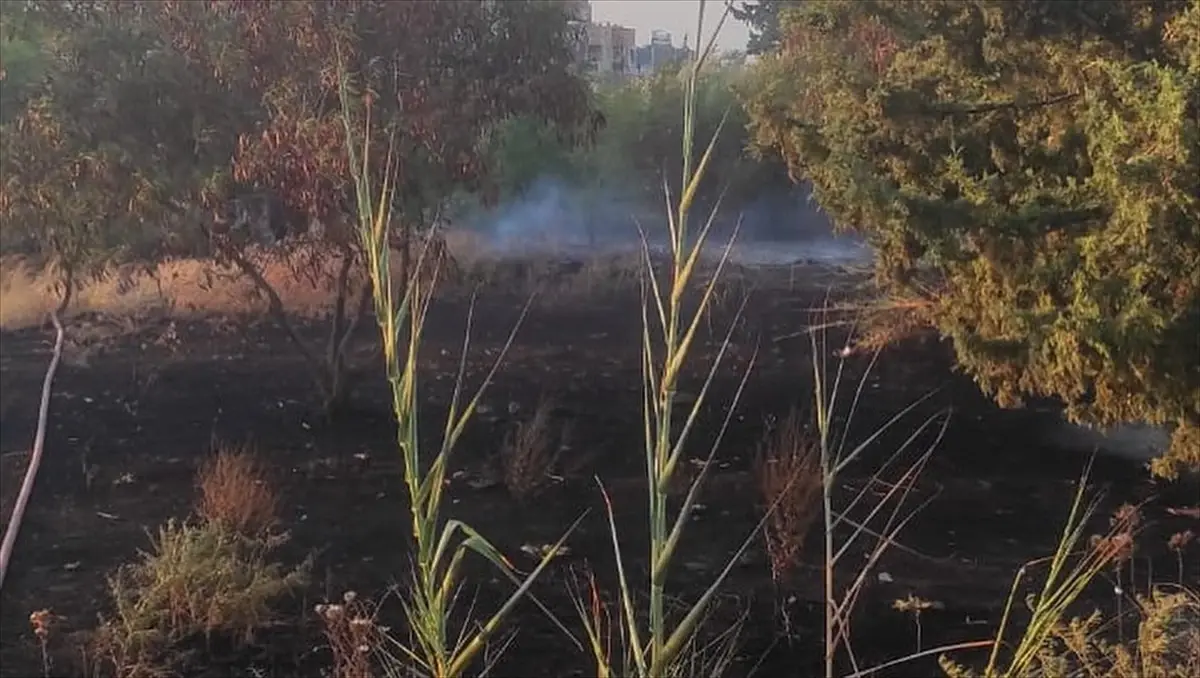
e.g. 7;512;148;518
730;0;793;55
1;3;792;263
0;0;591;271
485;61;794;218
741;0;1200;477
0;11;48;125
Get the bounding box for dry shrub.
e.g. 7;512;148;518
1030;588;1200;678
756;409;823;587
501;398;560;502
90;519;309;678
196;443;278;536
853;294;939;353
315;591;385;678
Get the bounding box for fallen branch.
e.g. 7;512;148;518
0;301;68;591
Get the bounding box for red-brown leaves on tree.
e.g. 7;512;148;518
231;113;349;224
6;0;592;267
850;16;899;76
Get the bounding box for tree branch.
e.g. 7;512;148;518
926;92;1080;117
224;248;329;398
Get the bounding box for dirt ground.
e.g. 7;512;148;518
0;258;1194;678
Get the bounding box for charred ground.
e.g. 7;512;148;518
0;260;1191;677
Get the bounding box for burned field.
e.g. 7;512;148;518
0;258;1193;678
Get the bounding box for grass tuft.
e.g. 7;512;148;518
501;397;561;503
90;451;307;678
195;442;279;537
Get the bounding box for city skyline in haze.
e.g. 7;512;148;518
589;1;752;54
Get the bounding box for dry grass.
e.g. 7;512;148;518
1037;588;1200;678
195;443;279;537
755;409;823;587
0;234;658;332
501;397;561;503
0;253;343;330
851;294;940;353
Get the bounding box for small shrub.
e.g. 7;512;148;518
196;443;278;536
91;519;308;678
756;409;822;587
501;398;560;502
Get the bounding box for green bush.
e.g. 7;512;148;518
91;520;308;678
482;61;795;220
741;0;1200;477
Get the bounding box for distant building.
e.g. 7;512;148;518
558;1;694;81
633;30;693;76
558;1;636;78
585;22;637;75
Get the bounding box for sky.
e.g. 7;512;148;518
589;1;752;54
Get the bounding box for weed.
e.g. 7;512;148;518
892;594;941;652
334;54;579;678
983;587;1200;678
501;397;560;503
808;319;950;677
938;461;1142;678
573;4;765;676
195;443;279;537
91;519;308;678
755;408;822;589
316;591;385;678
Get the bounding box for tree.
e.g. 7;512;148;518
0;1;240;271
740;0;1200;478
462;60;798;247
730;0;797;55
0;0;593;414
0;6;50;125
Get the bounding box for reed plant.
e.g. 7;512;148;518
808;320;952;677
334;55;577;678
574;3;771;676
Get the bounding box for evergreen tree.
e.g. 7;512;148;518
741;0;1200;477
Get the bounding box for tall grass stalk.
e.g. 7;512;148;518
335;56;577;678
932;458;1139;678
808;312;951;678
577;3;771;676
982;458;1131;678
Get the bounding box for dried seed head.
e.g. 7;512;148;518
319;604;345;621
1169;530;1195;551
343;590;358;604
1112;503;1141;529
29;609;54;640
